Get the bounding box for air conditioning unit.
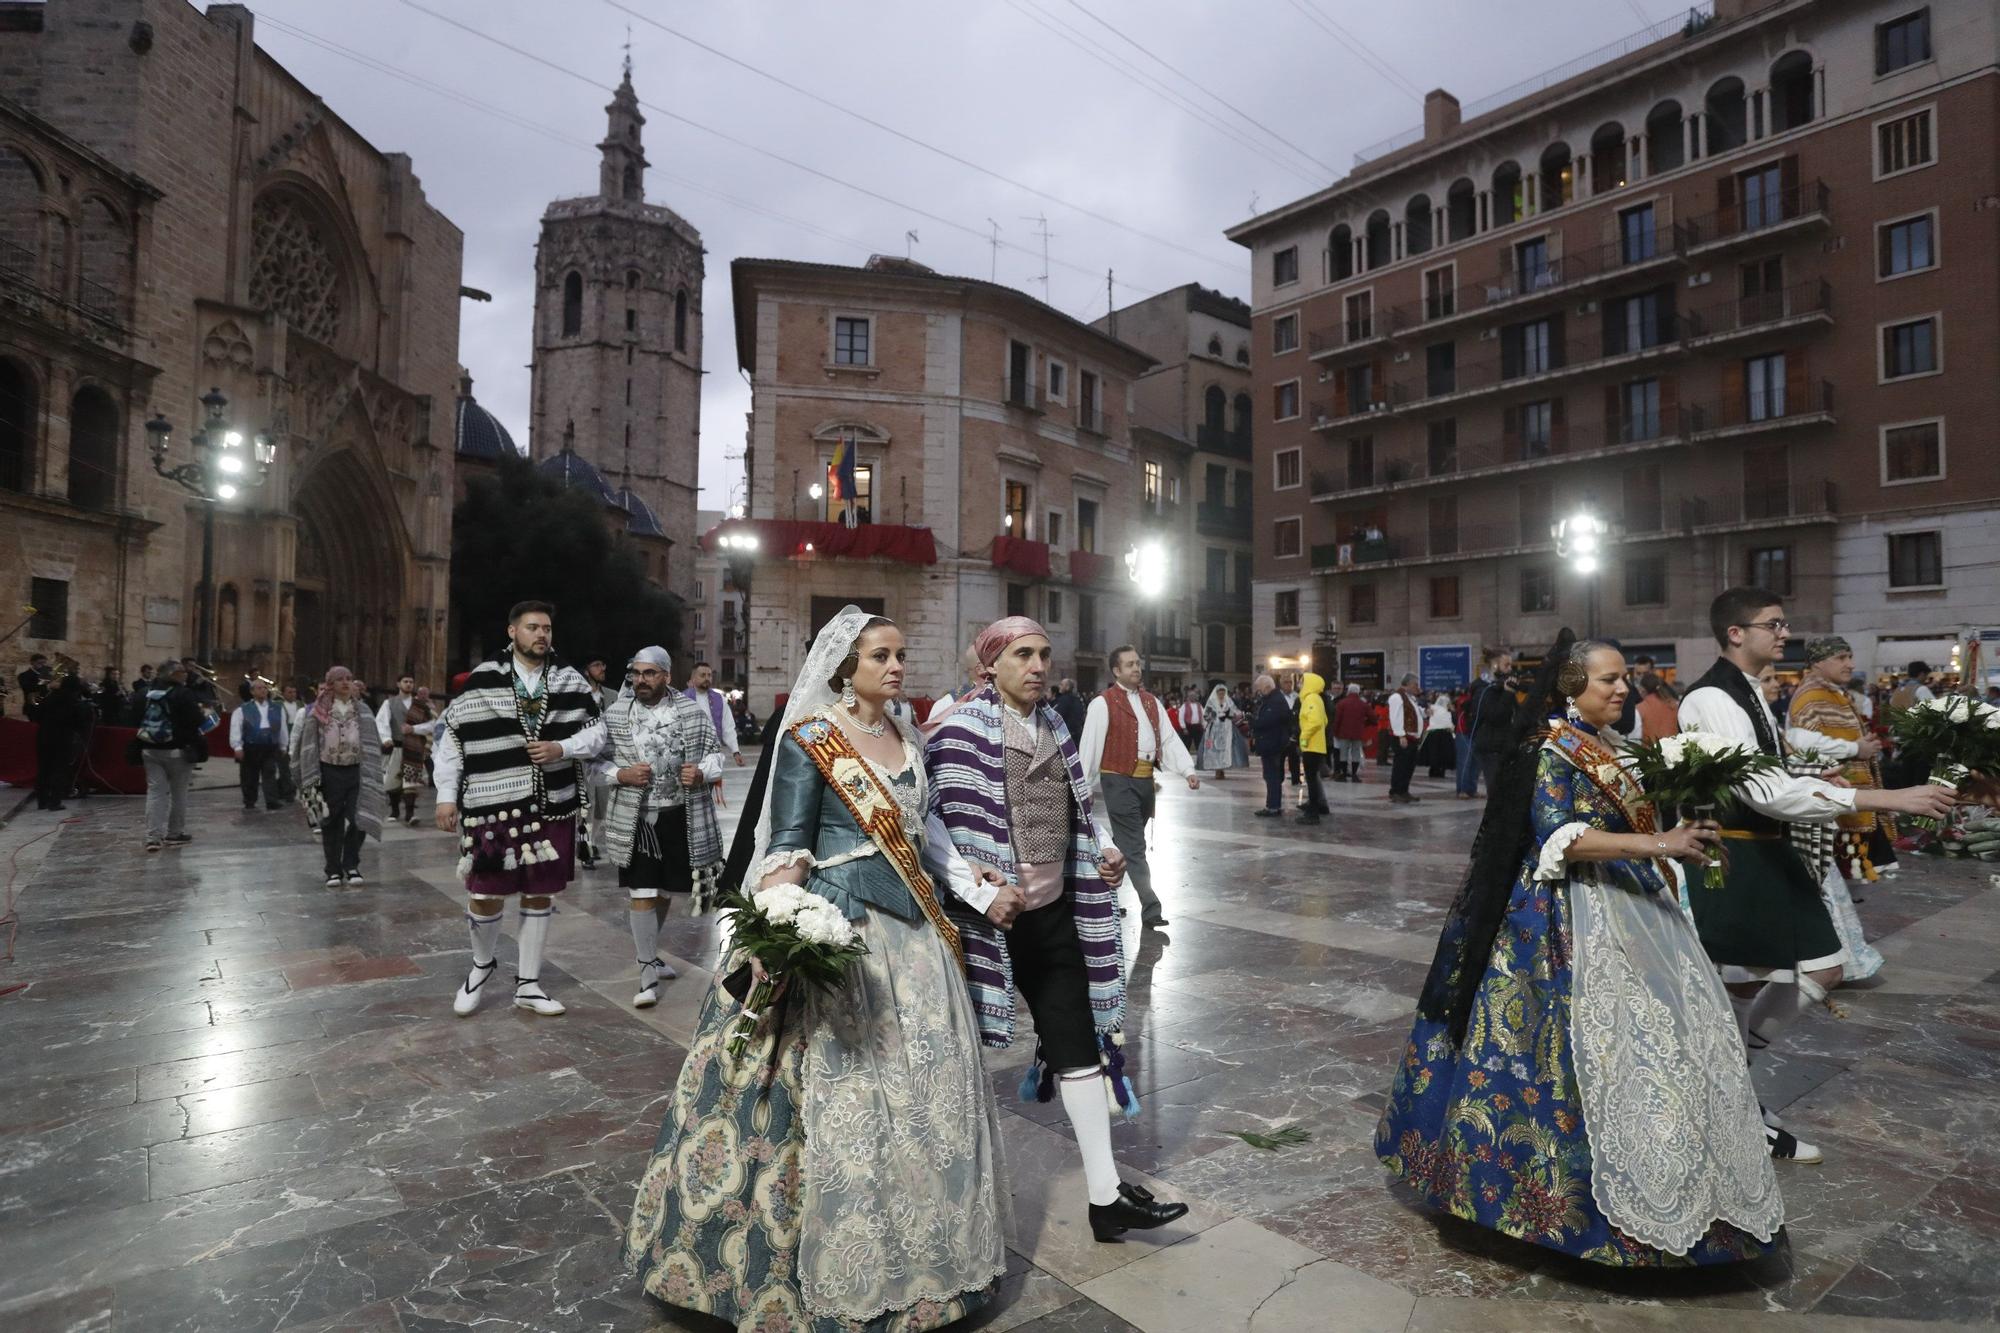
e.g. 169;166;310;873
1578;300;1598;314
1393;350;1411;363
1478;327;1498;341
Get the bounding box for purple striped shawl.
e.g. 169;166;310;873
924;687;1126;1047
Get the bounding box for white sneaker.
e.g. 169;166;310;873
1766;1123;1823;1164
453;960;497;1016
344;871;365;885
513;978;566;1016
324;873;342;888
633;958;677;1008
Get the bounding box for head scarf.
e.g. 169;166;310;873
1804;635;1851;664
973;615;1048;667
630;645;672;674
312;665;352;726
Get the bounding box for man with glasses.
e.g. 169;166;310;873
1679;587;1953;1164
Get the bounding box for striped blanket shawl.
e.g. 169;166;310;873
598;695;725;910
924;687;1125;1048
442;657;597;821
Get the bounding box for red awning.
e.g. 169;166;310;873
701;519;937;567
1067;550;1112;585
990;535;1052;578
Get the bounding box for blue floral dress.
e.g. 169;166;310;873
1377;723;1783;1266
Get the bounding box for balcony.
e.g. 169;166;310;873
1310;382;1408;430
1004;380;1043;413
1309;535;1399;571
1406;222;1689;337
1689;376;1835;438
1679;477;1837;531
1684;179;1831;257
1683;279;1832;349
1307;305;1406;361
1195;421;1252;458
1195;500;1251;539
1140;498;1182;527
1143;633;1192;660
1196;588;1250;622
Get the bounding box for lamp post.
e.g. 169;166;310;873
144;386;275;667
1551;506;1614;639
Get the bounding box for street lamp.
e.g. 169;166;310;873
145;386;275;667
1123;539;1167;600
1552;506;1614;638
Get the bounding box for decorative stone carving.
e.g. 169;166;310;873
249;193;343;345
201;319;254;370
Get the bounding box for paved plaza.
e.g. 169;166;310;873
2;761;1998;1332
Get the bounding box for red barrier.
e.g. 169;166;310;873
0;716;234;795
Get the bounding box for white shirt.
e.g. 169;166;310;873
1678;670;1856;821
689;687;740;755
1388;691;1420;740
1077;686;1196;786
229;699;288;754
429;661;604;800
582;696;726;789
1426;698;1454;734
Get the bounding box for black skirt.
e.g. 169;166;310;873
1689;836;1843;971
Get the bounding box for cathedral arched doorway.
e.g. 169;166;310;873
291;447;406;684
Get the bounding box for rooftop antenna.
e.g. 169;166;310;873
985;218;1002;281
1106;269;1117;335
905;229;919;259
622;23;632;80
1248;190;1261;215
1020;212;1054;303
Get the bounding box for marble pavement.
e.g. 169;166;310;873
2;756;1997;1332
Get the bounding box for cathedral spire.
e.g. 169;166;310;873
599;55;647;204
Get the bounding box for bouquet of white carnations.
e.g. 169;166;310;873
1887;694;2000;831
1621;729;1786;888
718;883;870;1057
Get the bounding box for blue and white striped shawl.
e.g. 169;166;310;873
924;688;1126;1047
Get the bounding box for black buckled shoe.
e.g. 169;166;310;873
1089;1181;1189;1242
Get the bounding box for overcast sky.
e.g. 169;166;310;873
250;0;1677;511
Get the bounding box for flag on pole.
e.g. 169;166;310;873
827;434;857;502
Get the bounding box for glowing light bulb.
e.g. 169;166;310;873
216;482;239;500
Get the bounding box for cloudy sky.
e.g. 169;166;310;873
251;0;1679;510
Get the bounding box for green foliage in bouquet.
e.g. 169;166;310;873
1621;731;1786;887
1887;694;2000;830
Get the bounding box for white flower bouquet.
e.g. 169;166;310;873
1622;730;1785;888
1888;694;2000;831
718;883;869;1057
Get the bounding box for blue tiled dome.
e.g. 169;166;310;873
615;487;664;537
454;393;518;459
536;448;618;506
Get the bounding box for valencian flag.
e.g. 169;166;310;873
827;434;858;502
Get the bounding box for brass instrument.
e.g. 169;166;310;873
26;652;79;709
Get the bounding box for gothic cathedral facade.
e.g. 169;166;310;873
529;66;703;609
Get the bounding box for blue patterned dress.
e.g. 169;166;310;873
1377;723;1783;1266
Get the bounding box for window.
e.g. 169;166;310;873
1079;593;1099;648
1273;380;1300;421
1619;203;1657;265
1876;8;1931;75
624;307;637;332
1423;264;1455;320
1428;495;1459;555
1623;555;1666;606
1272;245;1299;286
1003;480;1030;536
1347;583;1376;625
1346;436;1373;489
1739;163;1783;232
1746;353;1786;421
1425;342;1455;397
1234;551;1252;595
1878;213;1936;278
1881;316;1939;380
1007;583;1028;617
1520;566;1554;613
1520;400;1556;458
1273;447;1302;490
1518;483;1552;546
1876;108;1934;177
1007;339;1034;405
1273;313;1299;354
1273;517;1302;559
1620;379;1661;441
1427;420;1457;475
1275;589;1301;627
1047;361;1067;401
1515;236;1551;293
820;462;873;523
1076;497;1099;553
1747;546;1793;596
1046;510;1065;547
561;271;582;336
694;610;705;635
1344;291;1373;342
1143;459;1165;506
1502;318;1556;379
1887;530;1942;588
1047;590;1064;625
1205;547;1228;591
1204;623;1226;671
27;577;67;640
1740;254;1783;303
1743;444;1790;518
1882;420;1943;484
673;289;689;351
1606;289;1668;354
1429;575;1460;619
1078;370;1102;431
1622;463;1663;532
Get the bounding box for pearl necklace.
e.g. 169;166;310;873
838;704;888;737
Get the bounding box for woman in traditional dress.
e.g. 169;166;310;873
1420;691;1457;779
1378;633;1785;1267
1199;682;1246;779
626;607;1007;1332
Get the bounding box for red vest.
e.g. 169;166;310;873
1098;686;1166;777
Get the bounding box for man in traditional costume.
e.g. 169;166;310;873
1076;643;1198;928
373;674;419;826
1787;635;1897;884
684;660;744;767
433;601;605;1017
926;616;1191;1243
583;646;725;1009
1679;588;1951;1159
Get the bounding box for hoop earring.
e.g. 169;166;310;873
840;678;858;709
1565;699;1583;724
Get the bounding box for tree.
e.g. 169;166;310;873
450;455;683;672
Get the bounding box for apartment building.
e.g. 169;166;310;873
1095;286;1261;687
724;255;1157;708
1230;0;1998;683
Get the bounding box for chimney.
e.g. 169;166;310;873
1424;90;1461;143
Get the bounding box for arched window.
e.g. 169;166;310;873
0;149;44;277
1445;178;1476;241
1363;210;1391;270
1646;100;1685;174
1769;50;1815;132
1328;223;1353;280
625;268;640;290
561;271;582;336
1705;77;1747;153
248;190;346;346
673;288;689;352
1492;161;1523;226
1231;392;1252;437
76;197;129;319
0;358;32;492
1204;385;1226;431
218;584;240;653
1539;142;1574;210
621;163;639;201
1403;194;1433;256
66;384;118;510
1206;333;1222;356
1589;122;1627;193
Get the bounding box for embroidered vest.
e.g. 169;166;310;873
1097;687;1166;777
241;701;279;746
1004;714;1071;864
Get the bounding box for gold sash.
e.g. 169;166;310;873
789;716;965;969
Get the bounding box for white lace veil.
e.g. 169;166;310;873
744;604;880;885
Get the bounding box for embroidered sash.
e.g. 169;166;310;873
1543;720;1676;890
789;715;965;969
